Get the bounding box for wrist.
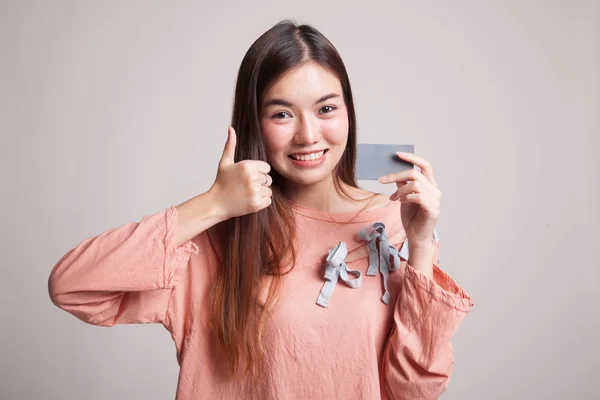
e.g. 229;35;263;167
203;189;229;223
409;239;435;252
174;190;228;246
407;241;435;278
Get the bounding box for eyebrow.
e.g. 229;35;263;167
262;93;341;108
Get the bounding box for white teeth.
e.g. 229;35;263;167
291;151;324;161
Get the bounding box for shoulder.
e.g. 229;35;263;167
363;193;392;212
360;193;404;238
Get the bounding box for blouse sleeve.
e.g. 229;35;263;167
48;206;198;327
382;239;474;399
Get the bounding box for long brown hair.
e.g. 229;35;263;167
207;19;361;379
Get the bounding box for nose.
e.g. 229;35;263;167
294;114;322;145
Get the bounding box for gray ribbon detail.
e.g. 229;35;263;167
316;242;362;308
358;223;400;304
433;228;440;264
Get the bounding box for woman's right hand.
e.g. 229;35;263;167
209;127;273;220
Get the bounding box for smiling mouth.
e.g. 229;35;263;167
288;149;328;161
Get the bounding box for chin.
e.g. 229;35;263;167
278;165;337;187
286;173;331;186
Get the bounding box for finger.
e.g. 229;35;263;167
395;152;437;187
250;160;271;174
260;186;273;198
252;173;272;186
263;174;273;187
378;169;418;184
219;127;237;167
257;196;273;211
398;192;440;219
380;170;440;199
243;160;271;175
390;179;439;201
388;180;409;201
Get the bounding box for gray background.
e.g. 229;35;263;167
1;1;599;399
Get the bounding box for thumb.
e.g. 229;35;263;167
219;127;237;167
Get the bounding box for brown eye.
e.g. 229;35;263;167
320;106;336;114
272;112;291;119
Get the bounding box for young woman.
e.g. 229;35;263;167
49;20;474;399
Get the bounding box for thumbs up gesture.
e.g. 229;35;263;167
209;127;274;220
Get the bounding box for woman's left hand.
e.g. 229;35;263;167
377;152;441;249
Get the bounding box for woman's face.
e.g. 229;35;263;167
260;62;349;188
